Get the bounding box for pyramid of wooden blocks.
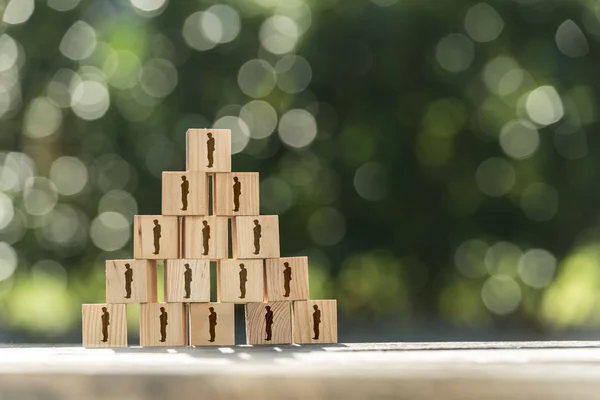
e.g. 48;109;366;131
82;128;338;347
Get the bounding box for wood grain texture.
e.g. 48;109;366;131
162;171;208;216
189;303;234;346
265;257;309;302
293;300;337;344
245;301;291;345
140;303;187;347
164;259;210;303
105;259;157;304
134;215;179;260
82;304;127;348
233;216;280;259
182;216;228;259
214;172;259;216
9;342;600;400
217;259;264;303
186;128;231;172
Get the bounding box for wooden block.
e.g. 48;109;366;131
245;301;291;345
265;257;309;302
186;128;231;172
217;259;264;303
233;216;280;259
82;304;127;348
162;171;208;216
105;259;157;304
214;172;259;216
164;259;210;303
134;215;179;259
293;300;338;344
189;303;235;346
140;303;187;347
182;216;228;259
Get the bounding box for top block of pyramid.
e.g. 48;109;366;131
187;129;232;172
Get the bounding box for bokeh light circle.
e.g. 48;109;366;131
278;109;317;149
238;59;276;98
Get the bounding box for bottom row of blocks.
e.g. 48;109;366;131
82;300;337;347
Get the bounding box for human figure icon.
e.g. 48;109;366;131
206;132;215;168
283;262;292;298
233;176;241;212
253;219;262;255
153;219;161;255
124;263;133;299
265;305;274;341
184;263;193;299
101;307;110;343
202;220;210;256
159;306;168;342
312;305;321;340
239;263;247;299
208;307;217;342
181;175;189;211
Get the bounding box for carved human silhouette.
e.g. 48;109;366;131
265;305;274;341
184;263;193;299
152;219;161;255
101;307;110;343
239;263;247;299
312;305;321;340
124;263;133;299
253;219;262;255
208;306;217;342
159;306;168;342
181;175;189;211
202;220;211;255
233;176;241;212
283;262;292;298
206;132;215;168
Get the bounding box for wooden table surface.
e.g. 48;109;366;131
0;341;599;399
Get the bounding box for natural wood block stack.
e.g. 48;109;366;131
82;128;338;347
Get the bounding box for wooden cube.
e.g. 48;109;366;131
189;303;235;346
182;216;228;259
233;216;280;259
217;259;264;303
140;303;187;347
293;300;338;344
164;259;210;303
265;257;309;301
245;301;291;345
187;128;231;172
105;259;157;304
82;304;127;348
134;215;179;260
162;172;208;216
214;172;259;216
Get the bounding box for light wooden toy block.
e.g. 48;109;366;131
134;215;179;259
182;216;228;259
233;216;280;259
164;259;210;303
186;128;231;172
217;259;264;303
245;301;292;345
189;303;235;346
162;171;208;216
265;257;309;302
140;302;187;347
82;304;127;348
293;300;338;344
214;172;259;216
105;259;157;304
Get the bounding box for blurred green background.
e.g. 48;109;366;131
0;0;598;343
